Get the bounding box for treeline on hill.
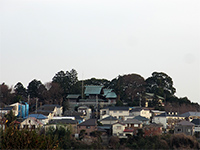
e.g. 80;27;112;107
0;69;199;113
1;124;200;149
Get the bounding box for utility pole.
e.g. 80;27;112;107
96;95;98;119
35;98;38;114
81;80;84;98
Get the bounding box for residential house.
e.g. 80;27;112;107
166;112;185;130
152;112;185;130
68;85;117;108
152;113;167;129
63;110;84;124
129;107;151;119
143;123;163;136
45;119;78;134
99;115;118;125
99;116;118;136
112;122;126;138
122;118;142;135
191;119;200;133
0;106;14;117
151;110;166;118
103;88;117;105
20;117;43;129
134;115;149;125
174;120;195;136
25;114;48;125
36;104;63;119
77;119;97;135
10;102;29;118
180;112;200;122
145;93;165;107
112;118;142;138
84;85;104;99
100;106;130;120
77;106;92;120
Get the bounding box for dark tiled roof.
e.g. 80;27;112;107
130;108;142;112
122;118;142;124
97;127;107;132
101;116;118;121
108;106;129;111
143;122;163;127
0;106;13;110
78;119;96;126
177;120;195;126
180;112;200;117
191;119;200;125
48;119;77;124
154;113;167;117
134;115;149;121
64;110;83;116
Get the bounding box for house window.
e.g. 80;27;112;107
188;129;191;132
134;124;139;127
103;111;106;115
117;126;121;130
29;120;31;123
119;133;123;136
23;125;28;129
86;126;90;129
177;128;181;132
119;111;122;113
31;125;35;129
113;111;117;113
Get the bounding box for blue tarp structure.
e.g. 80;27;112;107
17;102;29;118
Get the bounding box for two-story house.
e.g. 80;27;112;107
100;107;130;120
45;119;78;134
20;117;43;130
112;118;142;138
174;120;195;136
129;107;151;119
25;114;48;125
180;112;200;122
77;119;97;135
143;123;163;136
36;104;63;120
191;119;200;134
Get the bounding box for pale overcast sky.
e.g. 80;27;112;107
0;0;200;103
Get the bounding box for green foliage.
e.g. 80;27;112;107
5;110;17;126
110;74;146;102
45;125;72;149
14;82;27;99
0;125;58;149
52;69;79;95
145;72;176;99
27;79;42;98
115;99;123;106
84;78;110;87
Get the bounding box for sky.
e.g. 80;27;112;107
0;0;200;103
